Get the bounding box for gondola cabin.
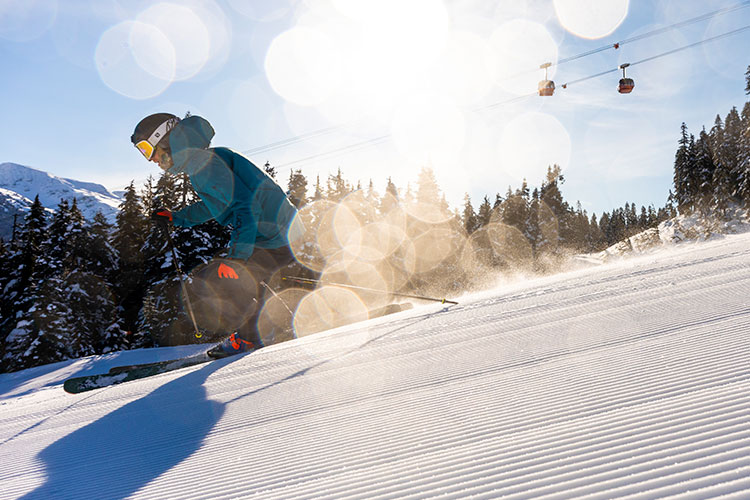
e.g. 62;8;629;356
538;62;554;96
538;79;555;96
618;77;635;93
618;63;634;94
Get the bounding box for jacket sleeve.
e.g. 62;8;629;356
171;201;213;227
171;153;235;227
226;209;257;260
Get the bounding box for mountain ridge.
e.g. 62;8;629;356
0;162;122;239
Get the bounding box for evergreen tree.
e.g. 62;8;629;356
625;202;639;236
64;199;89;272
416;168;440;205
501;189;529;236
587;213;604;251
476;196;493;228
312;175;324;202
738;102;750;205
527;190;543;254
709;114;732;211
0;238;9;361
87;212;117;277
461;193;478;234
535;191;560;253
45;198;71;276
568;202;591;251
1;197;50;371
721;107;743;200
55;270;123;358
263;161;277;179
639;206;648;229
694;128;716;209
598;212;611;246
327;168;351;202
673;122;694;212
493;193;503;210
381;177;399;213
365;179;380;211
83;211;126;353
539;167;570;246
287;169;308;208
111;182;147;333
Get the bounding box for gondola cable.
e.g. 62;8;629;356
244;2;750;158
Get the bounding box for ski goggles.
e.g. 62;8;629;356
133;118;176;160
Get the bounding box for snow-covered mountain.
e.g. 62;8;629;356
2;231;749;499
0;163;121;237
0;187;37;241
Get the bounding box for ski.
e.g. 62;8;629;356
63;351;213;394
107;352;209;374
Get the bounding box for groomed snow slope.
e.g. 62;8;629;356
2;233;750;499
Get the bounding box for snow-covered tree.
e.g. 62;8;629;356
738;102;750;205
112;182;147;332
461;193;478;234
287;169;308;208
709;114;733;211
476;196;493;229
380;177;399;214
327;168;351;202
693;128;716;210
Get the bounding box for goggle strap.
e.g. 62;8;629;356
146;118;177;149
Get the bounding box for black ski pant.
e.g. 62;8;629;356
186;245;296;347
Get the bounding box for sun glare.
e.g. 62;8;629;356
497;112;571;183
487;19;559;96
265;26;342;107
553;0;629;39
95;21;175;99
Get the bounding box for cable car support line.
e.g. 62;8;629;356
560;23;750;90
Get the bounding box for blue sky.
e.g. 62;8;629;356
1;0;749;217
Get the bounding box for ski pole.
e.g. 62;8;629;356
161;226;203;339
282;276;459;305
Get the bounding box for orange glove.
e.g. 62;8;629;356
151;208;173;224
217;262;239;279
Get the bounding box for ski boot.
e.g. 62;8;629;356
207;332;258;359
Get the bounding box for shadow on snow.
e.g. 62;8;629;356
20;359;231;500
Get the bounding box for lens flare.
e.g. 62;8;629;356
258;287;306;345
553;0;629;39
432;31;494;106
497;112;571;184
289;200;337;272
265;26;342;106
136;3;211;81
95;21;175;99
293;286;368;337
227;0;293;21
487;19;558;95
486;222;534;266
391;93;467;167
0;0;57;42
536;200;560;253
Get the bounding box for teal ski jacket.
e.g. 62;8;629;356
166;115;302;260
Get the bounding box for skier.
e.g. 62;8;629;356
131;113;304;358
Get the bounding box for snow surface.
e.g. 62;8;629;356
2;232;750;499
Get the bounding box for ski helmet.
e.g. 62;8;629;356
131;113;180;160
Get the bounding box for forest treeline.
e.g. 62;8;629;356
0;162;673;372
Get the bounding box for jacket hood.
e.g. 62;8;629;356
168;115;215;174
